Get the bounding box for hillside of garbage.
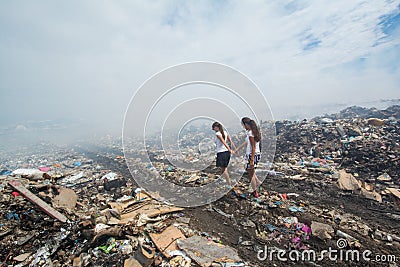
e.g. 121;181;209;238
1;106;399;266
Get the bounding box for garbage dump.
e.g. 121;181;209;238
0;105;399;266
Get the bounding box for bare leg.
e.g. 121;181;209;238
253;173;262;187
247;168;257;192
221;167;231;185
247;168;262;195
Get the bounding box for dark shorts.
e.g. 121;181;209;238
245;154;261;169
216;151;231;167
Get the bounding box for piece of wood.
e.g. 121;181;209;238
8;180;68;223
149;225;186;258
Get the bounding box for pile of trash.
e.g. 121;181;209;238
314;104;400;121
272;115;400;206
0;147;246;266
1;105;399;266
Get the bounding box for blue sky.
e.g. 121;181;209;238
0;0;399;130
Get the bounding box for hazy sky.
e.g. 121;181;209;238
1;1;399;133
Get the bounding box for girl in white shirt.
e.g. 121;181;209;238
235;117;262;197
212;122;235;185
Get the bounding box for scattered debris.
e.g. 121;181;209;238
0;105;399;266
52;186;78;210
337;170;361;191
149;225;186;258
311;221;334;240
8;180;68;222
177;235;242;267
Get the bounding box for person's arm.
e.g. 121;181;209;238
234;141;246;154
217;135;233;153
249;136;256;168
227;134;236;150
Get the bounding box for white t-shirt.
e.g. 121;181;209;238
215;131;229;153
246;130;260;155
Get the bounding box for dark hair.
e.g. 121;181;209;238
242;117;261;142
212;121;225;140
241;117;251;125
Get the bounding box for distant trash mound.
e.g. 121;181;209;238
314;105;400;121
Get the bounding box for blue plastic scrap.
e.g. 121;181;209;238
0;170;12;175
7;212;20;220
265;224;278;232
289;206;305;212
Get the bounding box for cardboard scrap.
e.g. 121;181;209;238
377;173;392;182
52;187;78;209
118;203;183;225
13;253;31;262
387;188;400;199
177;235;242;267
362;181;374;191
109;199;140;213
72;254;83;267
109;191;152;212
133;245;155;267
337;170;361;191
149;225;186;258
360;188;382;203
124;257;143;267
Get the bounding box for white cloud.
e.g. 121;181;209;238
0;0;399;127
